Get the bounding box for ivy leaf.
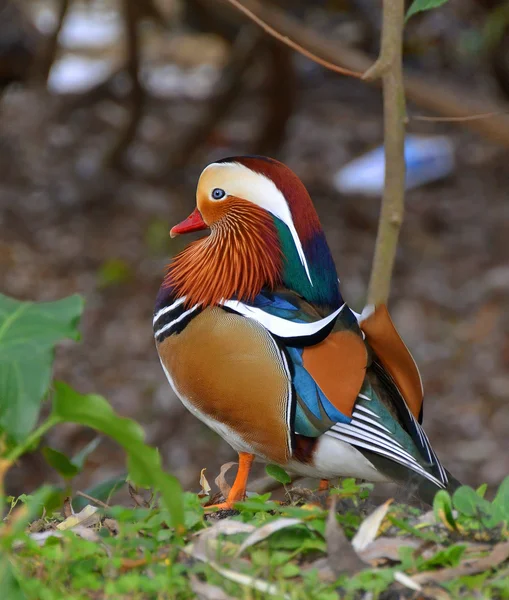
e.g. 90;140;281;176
0;294;83;441
42;447;80;479
406;0;449;21
50;382;184;528
265;464;291;485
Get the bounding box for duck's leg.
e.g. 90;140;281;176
205;452;254;510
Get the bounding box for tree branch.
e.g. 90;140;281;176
366;0;406;306
103;0;144;169
219;0;509;147
221;0;364;79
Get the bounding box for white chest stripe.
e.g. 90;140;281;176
153;297;186;326
221;300;345;339
154;304;200;338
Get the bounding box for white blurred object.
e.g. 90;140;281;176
143;64;220;100
333;135;455;196
48;55;115;94
58;8;121;49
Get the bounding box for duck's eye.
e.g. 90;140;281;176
211;188;226;200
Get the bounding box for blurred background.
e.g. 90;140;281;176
2;0;509;498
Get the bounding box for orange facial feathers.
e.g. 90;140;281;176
165;198;282;308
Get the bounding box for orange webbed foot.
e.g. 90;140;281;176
204;452;254;512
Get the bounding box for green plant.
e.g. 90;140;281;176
0;293;183;528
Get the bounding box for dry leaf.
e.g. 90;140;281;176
215;462;236;499
358;536;424;564
63;496;73;519
394;570;422;591
184;544;289;598
56;504;100;531
199;468;212;498
103;518;119;536
196;519;255;539
326;497;365;576
194;519;256;562
236;518;301;556
302;558;336;583
411;541;509;585
351;499;393;553
420;585;452;600
71;525;101;542
27;530;63;546
190;574;236;600
128;483;151;508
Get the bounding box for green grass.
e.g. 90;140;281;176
4;478;509;600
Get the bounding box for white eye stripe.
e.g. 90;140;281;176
204;162;313;286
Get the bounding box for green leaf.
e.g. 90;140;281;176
265;464;291;485
476;483;488;498
421;544;466;569
71;437;102;471
0;294;83;441
42;447;79;479
453;486;503;528
433;490;456;530
0;560;27;600
406;0;449;21
51;382;184;528
6;485;61;538
492;476;509;520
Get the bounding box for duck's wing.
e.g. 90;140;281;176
224;291;454;500
223;289;368;427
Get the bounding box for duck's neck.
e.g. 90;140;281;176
273;218;342;312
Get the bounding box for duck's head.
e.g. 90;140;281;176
166;156;341;310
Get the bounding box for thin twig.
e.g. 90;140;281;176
76;491;110;509
222;0;364;79
411;110;509;122
366;0;406;306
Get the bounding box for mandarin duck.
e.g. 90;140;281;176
154;156;459;508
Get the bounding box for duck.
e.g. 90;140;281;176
153;155;460;509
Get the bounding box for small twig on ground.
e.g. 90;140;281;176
366;0;406;306
76;491;110;509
